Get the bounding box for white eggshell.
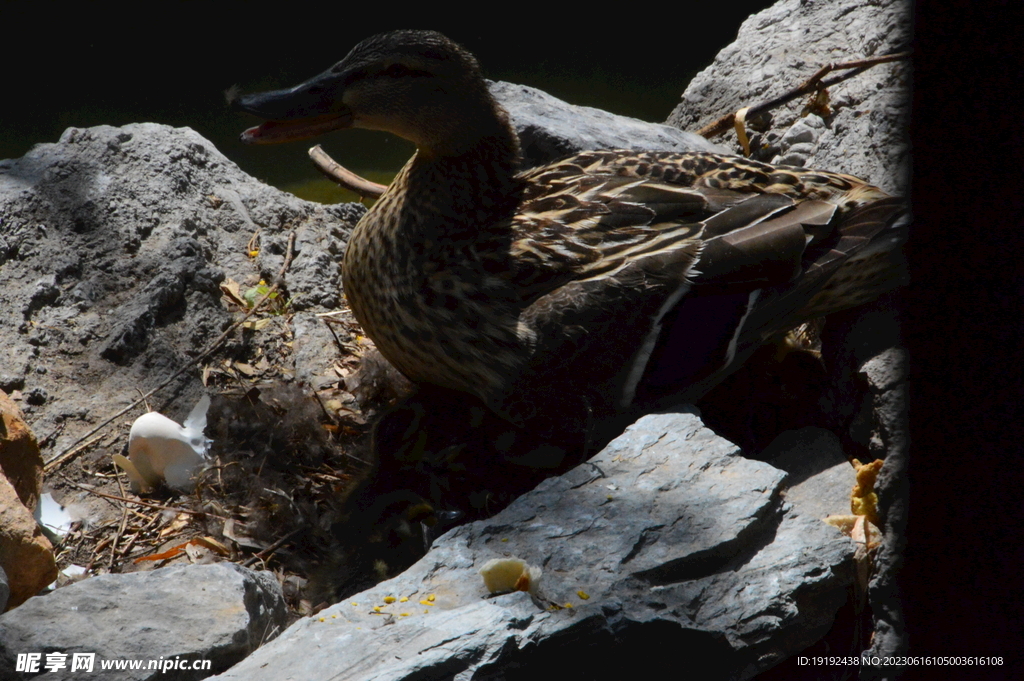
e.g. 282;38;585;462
123;396;211;492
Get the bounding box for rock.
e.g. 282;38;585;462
210;410;856;681
666;0;911;195
489;81;729;169
0;391;42;510
0;563;288;680
0;392;54;611
764;427;853;523
0;478;55;612
0;122;364;471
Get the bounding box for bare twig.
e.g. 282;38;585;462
272;231;297;287
108;471;130;570
44;433;106;473
241;528;304;567
697;51;911;139
309;385;338;427
119;513;162;560
55;475;228;519
309;145;388;199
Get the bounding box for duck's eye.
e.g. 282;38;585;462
384;63;411;78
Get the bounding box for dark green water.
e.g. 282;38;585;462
4;5;776;202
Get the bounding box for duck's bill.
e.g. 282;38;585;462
233;74;353;145
239;112;353;145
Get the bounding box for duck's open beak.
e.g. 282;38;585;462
232;71;353;145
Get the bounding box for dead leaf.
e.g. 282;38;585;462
219;278;247;307
233;362;257;376
134;541;189;563
193;536;231;556
243;318;273;331
158;512;191;538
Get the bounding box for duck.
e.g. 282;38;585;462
234;29;908;447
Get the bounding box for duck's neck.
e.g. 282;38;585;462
402;95;523;222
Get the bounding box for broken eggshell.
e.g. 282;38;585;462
34;492;76;542
114;395;212;493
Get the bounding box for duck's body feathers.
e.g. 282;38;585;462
339;145;904;436
236;30;907;441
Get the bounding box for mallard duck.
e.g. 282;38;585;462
234;30;907;442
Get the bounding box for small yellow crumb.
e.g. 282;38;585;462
577;590;590;600
419;600;433;606
427;594;435;602
331;615;337;619
383;596;396;604
318;617;325;622
564;603;574;609
501;538;509;542
400;613;410;617
351;602;358;607
399;596;409;602
373;606;382;613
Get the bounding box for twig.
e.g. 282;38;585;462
118;514;162;560
309;385;338;427
108;471;130;570
241;528;304;567
135;387;151;413
323;317;350;356
308;145;388;200
45;231;299;466
43;433;106;473
697;51;911;139
55;476;228;519
273;231;297;287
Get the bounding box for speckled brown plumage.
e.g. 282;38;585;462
237;30;908;436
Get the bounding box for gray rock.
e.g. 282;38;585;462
666;0;911;195
0;563;287;680
861;347;908;395
0;123;364;460
211;410;856;681
489;81;729;169
764;427;852;522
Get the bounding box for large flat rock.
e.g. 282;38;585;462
212;410;856;681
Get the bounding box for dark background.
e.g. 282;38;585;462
904;0;1024;676
3;3;776;186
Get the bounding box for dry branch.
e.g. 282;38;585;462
309;145;388;199
696;52;911;139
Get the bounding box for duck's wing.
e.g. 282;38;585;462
499;150;907;433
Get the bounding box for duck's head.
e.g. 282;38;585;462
234;30;511;157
